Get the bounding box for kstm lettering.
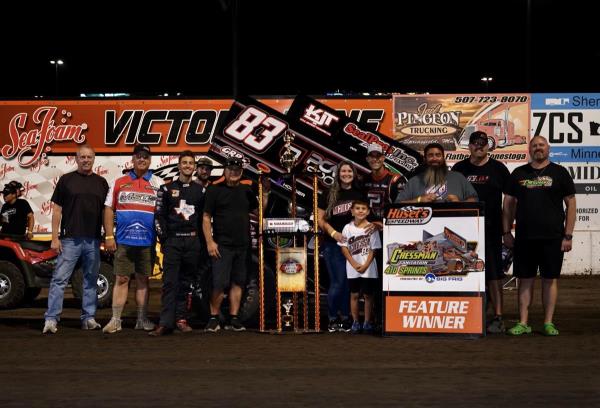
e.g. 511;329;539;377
302;104;340;128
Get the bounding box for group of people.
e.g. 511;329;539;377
318;133;575;336
41;144;262;336
35;131;575;337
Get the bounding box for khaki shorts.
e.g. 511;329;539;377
113;244;153;277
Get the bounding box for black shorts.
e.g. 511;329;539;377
348;278;378;295
513;238;564;279
485;235;504;282
211;246;248;292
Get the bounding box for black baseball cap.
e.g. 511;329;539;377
8;181;24;191
197;157;213;166
469;131;488;145
225;158;243;169
2;185;17;196
133;144;151;155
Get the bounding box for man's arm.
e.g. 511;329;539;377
502;194;517;248
562;194;577;252
103;206;116;251
25;212;34;240
203;212;220;259
154;186;168;243
51;203;62;252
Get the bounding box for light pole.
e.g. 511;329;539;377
481;76;493;92
50;59;64;96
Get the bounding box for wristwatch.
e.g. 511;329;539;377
563;234;573;241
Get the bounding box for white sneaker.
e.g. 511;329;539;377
82;318;101;330
135;318;156;331
102;317;122;334
42;320;58;334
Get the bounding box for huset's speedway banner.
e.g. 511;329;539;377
0;98;392;232
393;94;531;163
383;203;485;336
531;93;600;230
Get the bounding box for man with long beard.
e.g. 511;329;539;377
395;143;478;203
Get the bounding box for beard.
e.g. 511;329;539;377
424;164;448;188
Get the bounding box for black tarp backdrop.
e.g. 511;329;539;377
1;1;599;98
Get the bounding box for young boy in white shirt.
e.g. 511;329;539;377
339;200;382;334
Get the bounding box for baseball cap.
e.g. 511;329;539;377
132;144;151;155
469;131;488;145
225;158;243;169
197;157;213;166
2;185;17;196
367;143;384;155
8;181;24;192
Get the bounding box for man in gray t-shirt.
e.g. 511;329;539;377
395;143;478;203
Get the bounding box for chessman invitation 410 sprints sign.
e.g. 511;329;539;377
382;203;485;336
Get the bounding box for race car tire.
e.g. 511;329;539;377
0;261;26;309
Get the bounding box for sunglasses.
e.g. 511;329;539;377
470;139;488;147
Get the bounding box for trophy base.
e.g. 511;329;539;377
260;329;322;335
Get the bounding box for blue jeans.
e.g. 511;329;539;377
322;240;350;320
45;238;100;322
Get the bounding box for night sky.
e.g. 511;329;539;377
1;0;599;98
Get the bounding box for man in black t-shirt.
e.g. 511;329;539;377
1;184;34;238
503;136;576;337
43;144;109;334
453;131;510;333
202;157;263;332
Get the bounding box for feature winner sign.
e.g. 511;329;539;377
382;203;485;336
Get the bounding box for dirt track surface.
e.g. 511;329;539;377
1;276;599;407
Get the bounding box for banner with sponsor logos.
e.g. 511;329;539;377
0;98;392;232
393;94;531;164
531;93;600;230
213;95;422;211
383;202;485;336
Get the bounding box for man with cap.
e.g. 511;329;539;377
363;143;406;230
8;181;25;198
1;183;34;239
195;157;214;193
362;143;406;331
150;150;205;336
452;131;511;333
395;143;478;203
202;157;260;332
102;144;163;334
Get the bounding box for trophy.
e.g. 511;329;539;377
258;127;321;333
282;299;294;328
280;131;297;174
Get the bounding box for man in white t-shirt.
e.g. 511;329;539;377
339;200;382;334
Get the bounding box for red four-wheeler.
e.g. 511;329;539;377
0;234;115;309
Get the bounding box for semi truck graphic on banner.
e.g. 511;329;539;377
392;94;530;163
